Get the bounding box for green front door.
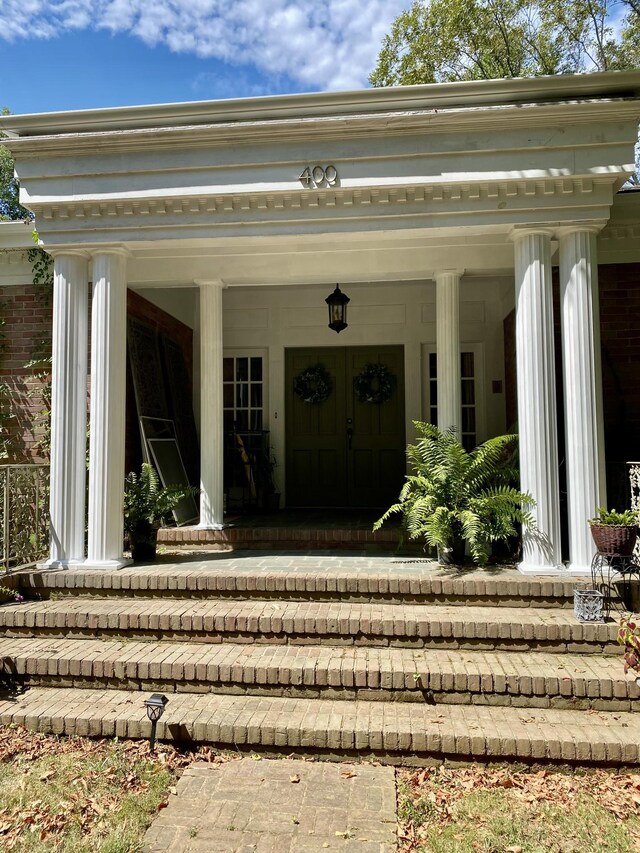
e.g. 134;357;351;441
285;346;405;507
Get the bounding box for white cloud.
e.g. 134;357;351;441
0;0;409;91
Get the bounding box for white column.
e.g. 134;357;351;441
513;230;562;573
46;252;89;567
560;227;606;574
436;270;461;435
198;281;225;528
86;249;130;568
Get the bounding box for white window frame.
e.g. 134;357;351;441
222;348;269;433
421;343;487;446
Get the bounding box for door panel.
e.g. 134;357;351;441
285;345;405;508
345;346;405;507
285;348;347;507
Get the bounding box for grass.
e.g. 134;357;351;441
0;725;233;853
398;765;640;853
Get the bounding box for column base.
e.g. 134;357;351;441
197;523;226;531
517;561;567;576
39;558;87;571
81;558;133;571
565;563;593;577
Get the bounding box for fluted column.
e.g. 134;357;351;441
86;249;130;568
436;270;461;435
560;227;606;574
198;281;225;528
513;230;562;573
46;252;89;567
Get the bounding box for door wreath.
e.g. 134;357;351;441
293;364;333;404
354;362;395;404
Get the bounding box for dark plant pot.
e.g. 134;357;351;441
590;524;638;556
129;523;159;562
437;539;466;566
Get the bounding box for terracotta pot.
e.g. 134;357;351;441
589;523;638;556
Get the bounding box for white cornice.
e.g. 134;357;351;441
1;70;639;139
0;221;34;249
31;176;611;224
4;99;640;159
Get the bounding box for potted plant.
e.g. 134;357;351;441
617;613;640;676
589;507;639;556
374;422;535;566
124;463;194;562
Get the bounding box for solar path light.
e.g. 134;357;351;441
143;693;168;752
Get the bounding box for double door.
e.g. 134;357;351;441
285;346;405;507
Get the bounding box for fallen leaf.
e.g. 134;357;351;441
290;775;301;783
340;771;357;779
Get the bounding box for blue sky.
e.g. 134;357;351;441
0;1;409;115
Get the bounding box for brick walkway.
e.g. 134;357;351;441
143;758;397;852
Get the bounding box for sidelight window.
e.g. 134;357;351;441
223;356;264;432
428;351;477;451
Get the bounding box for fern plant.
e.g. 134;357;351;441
123;463;189;532
374;422;535;566
123;463;196;561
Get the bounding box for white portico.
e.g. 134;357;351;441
2;71;639;574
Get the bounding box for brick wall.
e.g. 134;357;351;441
0;284;53;462
0;285;194;468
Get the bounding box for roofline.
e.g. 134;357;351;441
0;221;35;249
2;70;640;137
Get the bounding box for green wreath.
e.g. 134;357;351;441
293;364;333;404
354;362;396;404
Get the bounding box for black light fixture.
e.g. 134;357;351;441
325;284;350;333
144;693;168;752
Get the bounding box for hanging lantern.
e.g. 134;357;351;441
325;284;350;333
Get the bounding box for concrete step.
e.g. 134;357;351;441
0;598;618;652
2;686;639;764
1;638;636;710
16;560;580;607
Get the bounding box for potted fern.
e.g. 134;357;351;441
374;422;534;566
124;463;194;562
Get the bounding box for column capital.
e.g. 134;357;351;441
194;278;227;288
557;221;607;240
47;247;91;261
509;226;555;244
90;245;131;260
434;269;464;283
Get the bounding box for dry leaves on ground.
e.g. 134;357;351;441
0;725;238;852
398;764;640;852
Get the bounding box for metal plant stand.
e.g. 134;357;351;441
590;551;640;619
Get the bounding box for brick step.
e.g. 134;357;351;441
157;525;402;552
17;563;580;607
3;686;639;764
1;638;636;711
0;598;618;652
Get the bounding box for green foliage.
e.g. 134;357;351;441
123;463;192;532
589;506;639;525
374;422;535;565
370;0;639;87
0;107;32;222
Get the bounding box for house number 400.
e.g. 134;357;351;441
299;165;338;187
